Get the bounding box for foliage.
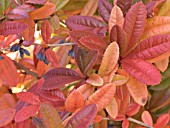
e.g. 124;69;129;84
0;0;169;128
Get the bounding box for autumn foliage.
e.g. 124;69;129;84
0;0;170;128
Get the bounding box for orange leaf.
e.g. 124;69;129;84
106;97;118;119
98;42;119;77
112;74;128;86
108;5;124;33
126;77;148;106
122;119;129;128
65;90;84;112
29;3;56;20
141;111;153;127
155;57;169;72
86;83;116;111
86;73;103;86
125;102;140;116
155;114;170;128
94;115;102;123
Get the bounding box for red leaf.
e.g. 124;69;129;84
123;2;146;55
121;58;161;85
16;92;40;105
41;20;53;43
66;15;106;30
15;105;39;122
141;111;153;126
125;102;140;116
126;34;170;61
0;108;16;127
111;113;126;121
65;104;97;128
37;88;66;102
6;8;28;20
155;114;170;128
42;68;83;90
75;47;99;75
15;119;31;128
98;0;113;23
122;119;129;128
0;21;27;35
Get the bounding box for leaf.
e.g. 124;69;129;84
29;3;56;20
41;20;53;43
126;77;148;106
42;68;83;90
65;90;84;112
16;119;31;128
116;0;133;16
110;25;127;56
55;0;70;11
155;114;170;128
0;0;10;11
15;105;39;122
123;2;146;55
112;74;128;86
98;42;119;77
141;16;170;40
158;0;170;16
121;58;161;85
105;97;118;119
37;88;66;102
122;119;129;128
0;108;16;127
141;111;153;126
6;8;28;20
0;21;27;35
126;34;170;62
65;104;97;128
26;0;47;4
98;0;113;23
86;83;116;111
32;117;45;128
75;47;99;75
108;5;124;33
66;15;106;30
16;92;40;105
40;103;62;128
125;102;140;116
0;55;19;87
81;0;98;16
86;73;103;86
155;57;169;72
49;15;60;30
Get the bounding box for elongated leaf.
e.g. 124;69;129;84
41;20;53;43
66;15;106;30
65;104;97;128
0;21;27;35
98;42;119;76
141;16;170;40
40;103;62;128
98;0;113;23
108;5;124;33
125;102;140;116
158;0;170;16
65;90;84;112
127;34;170;62
26;0;47;4
112;74;128;86
86;83;116;111
42;68;83;90
155;114;170;128
49;15;60;30
81;0;98;16
6;8;28;20
122;119;129;128
86;73;103;86
110;25;127;55
141;111;153;126
0;0;10;11
106;97;118;119
0;108;16;127
16;92;40;105
15;105;39;122
55;0;70;11
126;77;148;106
155;57;169;72
75;47;99;75
116;0;133;16
16;119;31;128
29;3;56;20
121;58;161;85
123;2;146;55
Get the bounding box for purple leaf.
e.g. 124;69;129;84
6;8;28;20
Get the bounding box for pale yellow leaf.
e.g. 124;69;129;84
112;74;129;86
155;57;169;72
86;73;103;86
106;97;118;119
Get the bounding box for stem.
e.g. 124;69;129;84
128;117;153;128
13;60;40;79
33;42;74;48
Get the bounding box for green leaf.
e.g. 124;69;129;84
0;0;10;11
40;103;62;128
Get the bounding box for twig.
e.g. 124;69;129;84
33;42;74;48
13;60;40;79
128;117;153;128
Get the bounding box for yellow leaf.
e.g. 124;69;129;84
86;73;103;86
155;57;169;72
126;77;148;106
106;97;118;119
98;42;119;77
158;0;170;16
112;74;129;86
